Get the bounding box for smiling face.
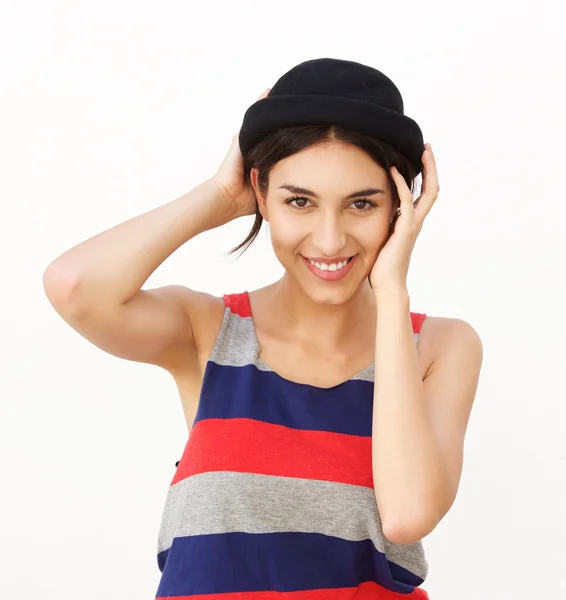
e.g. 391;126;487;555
251;140;397;304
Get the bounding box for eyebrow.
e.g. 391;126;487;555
277;184;385;200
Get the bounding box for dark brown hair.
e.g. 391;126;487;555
227;124;420;285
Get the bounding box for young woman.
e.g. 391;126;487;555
43;58;483;599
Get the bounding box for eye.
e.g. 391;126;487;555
284;195;378;212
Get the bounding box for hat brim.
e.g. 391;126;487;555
239;94;424;175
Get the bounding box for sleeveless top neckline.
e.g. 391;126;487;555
244;289;375;390
227;290;426;391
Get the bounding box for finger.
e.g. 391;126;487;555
424;143;436;168
390;166;414;221
423;144;439;190
415;148;439;221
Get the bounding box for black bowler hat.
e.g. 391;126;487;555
239;57;425;175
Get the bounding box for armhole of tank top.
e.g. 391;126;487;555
205;294;233;366
412;312;427;346
173;300;233;469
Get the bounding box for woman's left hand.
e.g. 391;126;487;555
369;142;440;293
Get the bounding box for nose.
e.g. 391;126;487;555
310;213;348;257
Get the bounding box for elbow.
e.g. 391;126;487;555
43;265;83;315
380;481;455;545
382;515;438;546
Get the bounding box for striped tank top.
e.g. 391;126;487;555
155;290;430;599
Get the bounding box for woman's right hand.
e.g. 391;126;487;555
211;88;271;219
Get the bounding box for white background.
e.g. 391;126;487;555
1;1;563;598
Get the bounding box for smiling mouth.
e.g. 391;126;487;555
301;256;359;278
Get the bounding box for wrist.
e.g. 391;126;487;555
204;178;239;223
373;285;409;302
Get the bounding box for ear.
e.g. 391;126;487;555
250;168;269;222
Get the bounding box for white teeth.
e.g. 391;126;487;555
308;257;352;271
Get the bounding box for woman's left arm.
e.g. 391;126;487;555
372;288;483;546
369;144;483;545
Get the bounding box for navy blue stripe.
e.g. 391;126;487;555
195;362;375;436
156;531;424;597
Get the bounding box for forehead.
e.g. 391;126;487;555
270;141;387;184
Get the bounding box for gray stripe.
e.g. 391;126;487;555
157;470;428;580
209;306;421;383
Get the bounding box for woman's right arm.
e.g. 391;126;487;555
42;178;237;371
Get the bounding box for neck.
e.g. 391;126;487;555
266;274;377;349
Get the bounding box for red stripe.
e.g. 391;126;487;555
223;292;252;317
172;417;374;488
157;580;429;599
411;311;426;334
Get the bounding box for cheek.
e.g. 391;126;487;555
269;214;303;243
355;219;391;250
268;220;304;260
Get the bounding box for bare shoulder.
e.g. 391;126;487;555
419;316;483;377
161;285;225;327
143;286;224;376
422;316;482;346
177;288;226;371
178;286;225;319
